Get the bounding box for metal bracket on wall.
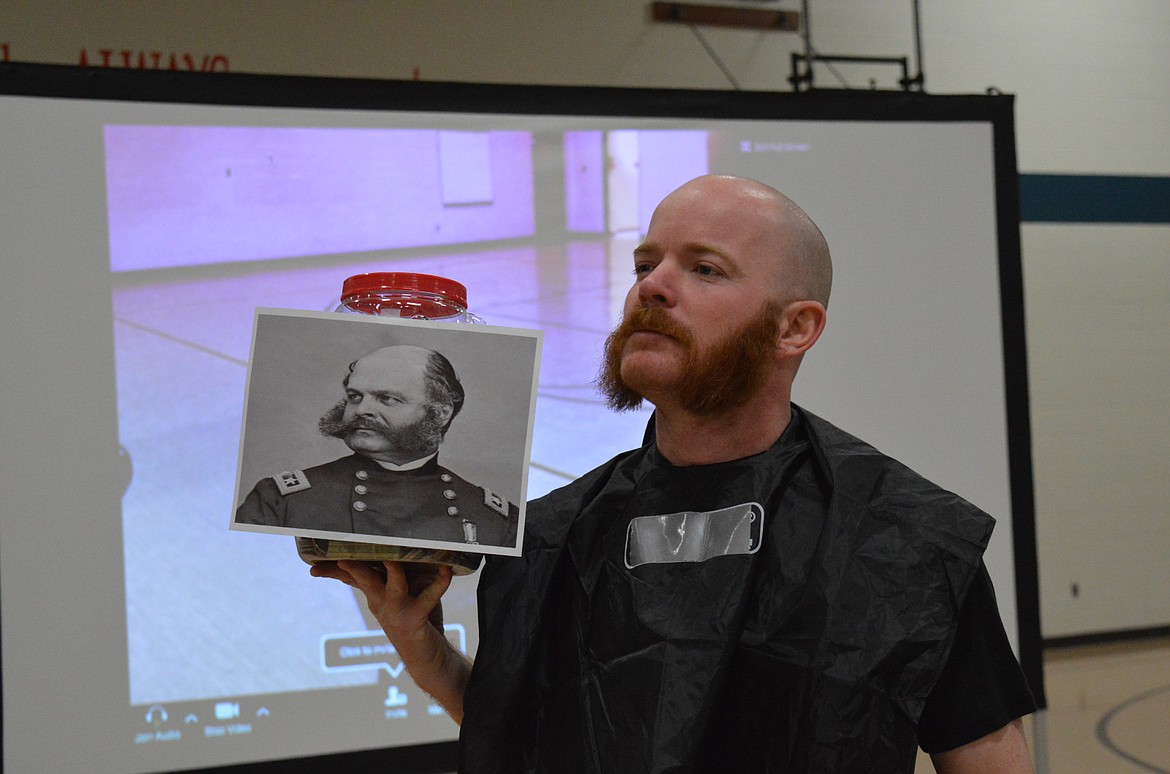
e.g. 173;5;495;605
789;53;921;92
788;0;925;91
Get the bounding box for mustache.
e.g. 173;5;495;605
620;305;693;345
318;400;445;455
318;402;390;439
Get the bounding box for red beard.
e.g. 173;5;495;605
598;301;780;416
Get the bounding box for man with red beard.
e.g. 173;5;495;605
236;344;518;548
314;176;1036;773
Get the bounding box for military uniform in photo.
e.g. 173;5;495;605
236;453;519;548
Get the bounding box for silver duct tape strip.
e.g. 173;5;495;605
624;502;763;569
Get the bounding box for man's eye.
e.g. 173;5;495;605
695;264;720;277
633;263;653;276
346;393;361;403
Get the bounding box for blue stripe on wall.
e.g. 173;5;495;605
1020;174;1170;224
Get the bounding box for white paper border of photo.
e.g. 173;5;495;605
230;307;542;558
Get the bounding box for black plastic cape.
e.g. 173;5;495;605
459;407;994;773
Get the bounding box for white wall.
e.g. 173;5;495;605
4;0;1168;639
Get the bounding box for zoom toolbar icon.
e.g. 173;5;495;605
215;701;240;720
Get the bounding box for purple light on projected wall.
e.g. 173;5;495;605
634;130;709;235
105;126;536;272
564;131;605;233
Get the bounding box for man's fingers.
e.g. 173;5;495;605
380;562;453;622
309;561;356;586
414;565;454;609
422;567;453;630
336;560;395;593
380;561;411;597
402;563;443;596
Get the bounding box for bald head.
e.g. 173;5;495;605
662;175;832;308
353;344;431;375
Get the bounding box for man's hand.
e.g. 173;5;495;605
310;560;470;723
312;560;451;634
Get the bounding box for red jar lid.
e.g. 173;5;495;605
341;272;469;309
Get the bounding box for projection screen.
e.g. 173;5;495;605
0;64;1041;773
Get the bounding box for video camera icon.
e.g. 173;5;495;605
215;701;240;721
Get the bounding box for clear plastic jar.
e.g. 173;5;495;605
296;271;485;575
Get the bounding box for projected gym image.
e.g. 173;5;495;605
108;125;710;754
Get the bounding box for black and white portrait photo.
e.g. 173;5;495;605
231;308;541;556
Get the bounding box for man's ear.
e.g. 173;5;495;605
777;300;827;360
432;401;455;426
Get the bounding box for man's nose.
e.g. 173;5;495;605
636;262;677;308
346;401;374;417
